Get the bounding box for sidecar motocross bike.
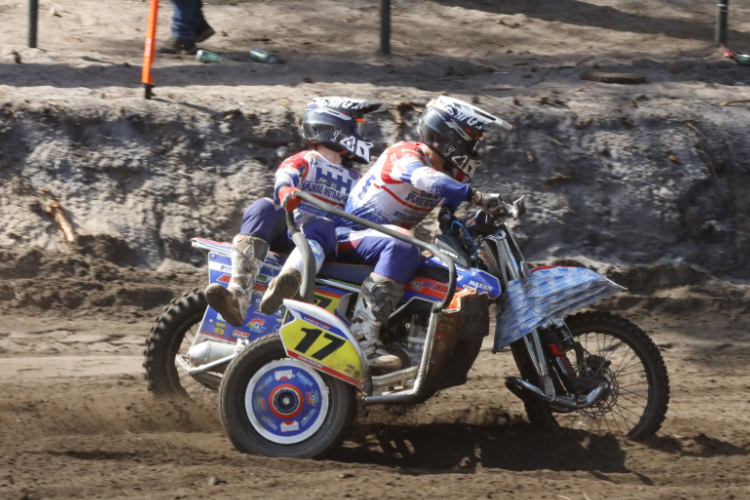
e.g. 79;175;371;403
144;192;669;458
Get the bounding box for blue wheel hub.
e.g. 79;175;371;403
245;359;329;445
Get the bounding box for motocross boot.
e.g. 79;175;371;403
260;239;326;315
259;267;302;315
205;234;269;327
350;274;404;372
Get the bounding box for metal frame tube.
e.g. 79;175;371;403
372;366;418;389
186;353;235;374
290;191;457;312
364;310;441;404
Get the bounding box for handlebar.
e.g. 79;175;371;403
284;191;458;313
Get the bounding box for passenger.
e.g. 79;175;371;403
206;97;387;327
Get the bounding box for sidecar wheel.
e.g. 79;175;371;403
219;334;356;458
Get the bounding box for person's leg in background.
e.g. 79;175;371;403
337;228;422;371
194;0;215;43
161;0;213;54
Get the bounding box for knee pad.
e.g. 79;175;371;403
233;234;270;261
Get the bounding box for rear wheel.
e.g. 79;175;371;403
513;311;669;439
219;334;356;458
143;289;218;402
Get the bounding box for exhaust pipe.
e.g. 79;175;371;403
188;340;237;367
505;376;608;410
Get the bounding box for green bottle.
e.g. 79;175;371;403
724;49;750;67
250;48;282;64
196;49;221;63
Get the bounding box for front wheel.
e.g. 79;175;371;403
219;334;357;458
513;311;670;439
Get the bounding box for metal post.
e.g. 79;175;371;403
28;0;38;48
715;0;729;46
380;0;391;55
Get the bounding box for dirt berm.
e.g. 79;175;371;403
2;96;750;280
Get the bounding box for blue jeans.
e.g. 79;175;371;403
170;0;205;39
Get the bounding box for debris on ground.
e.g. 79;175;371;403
580;70;647;84
723;49;750;67
40;189;76;244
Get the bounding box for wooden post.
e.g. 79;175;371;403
28;0;38;48
381;0;391;55
715;0;729;45
142;0;159;99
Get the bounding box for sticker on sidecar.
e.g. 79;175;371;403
199;250;351;344
197;253;285;343
495;266;625;348
281;305;365;389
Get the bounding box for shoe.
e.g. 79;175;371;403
204;234;269;327
159;37;198;55
354;323;402;372
195;20;215;43
206;284;246;327
259;267;302;315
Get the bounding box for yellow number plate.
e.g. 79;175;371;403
281;318;365;389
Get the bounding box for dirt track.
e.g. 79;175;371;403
1;295;750;499
2;0;750;498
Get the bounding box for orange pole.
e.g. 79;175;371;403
141;0;159;99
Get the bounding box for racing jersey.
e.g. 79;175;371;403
339;142;470;230
273;150;360;224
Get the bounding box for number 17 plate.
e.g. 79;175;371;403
280;300;366;390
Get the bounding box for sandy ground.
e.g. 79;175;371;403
1;304;750;500
2;0;750;498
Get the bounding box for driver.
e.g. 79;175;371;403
206;97;388;327
336;96;513;371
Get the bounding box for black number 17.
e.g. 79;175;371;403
294;327;345;360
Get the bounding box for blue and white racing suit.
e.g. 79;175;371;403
242;150;360;260
336;141;471;283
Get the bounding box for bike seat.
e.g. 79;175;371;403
318;261;374;285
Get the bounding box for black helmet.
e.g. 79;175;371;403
418;96;512;177
302;97;389;164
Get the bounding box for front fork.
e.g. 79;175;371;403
488;232;560;400
487;231;580;400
